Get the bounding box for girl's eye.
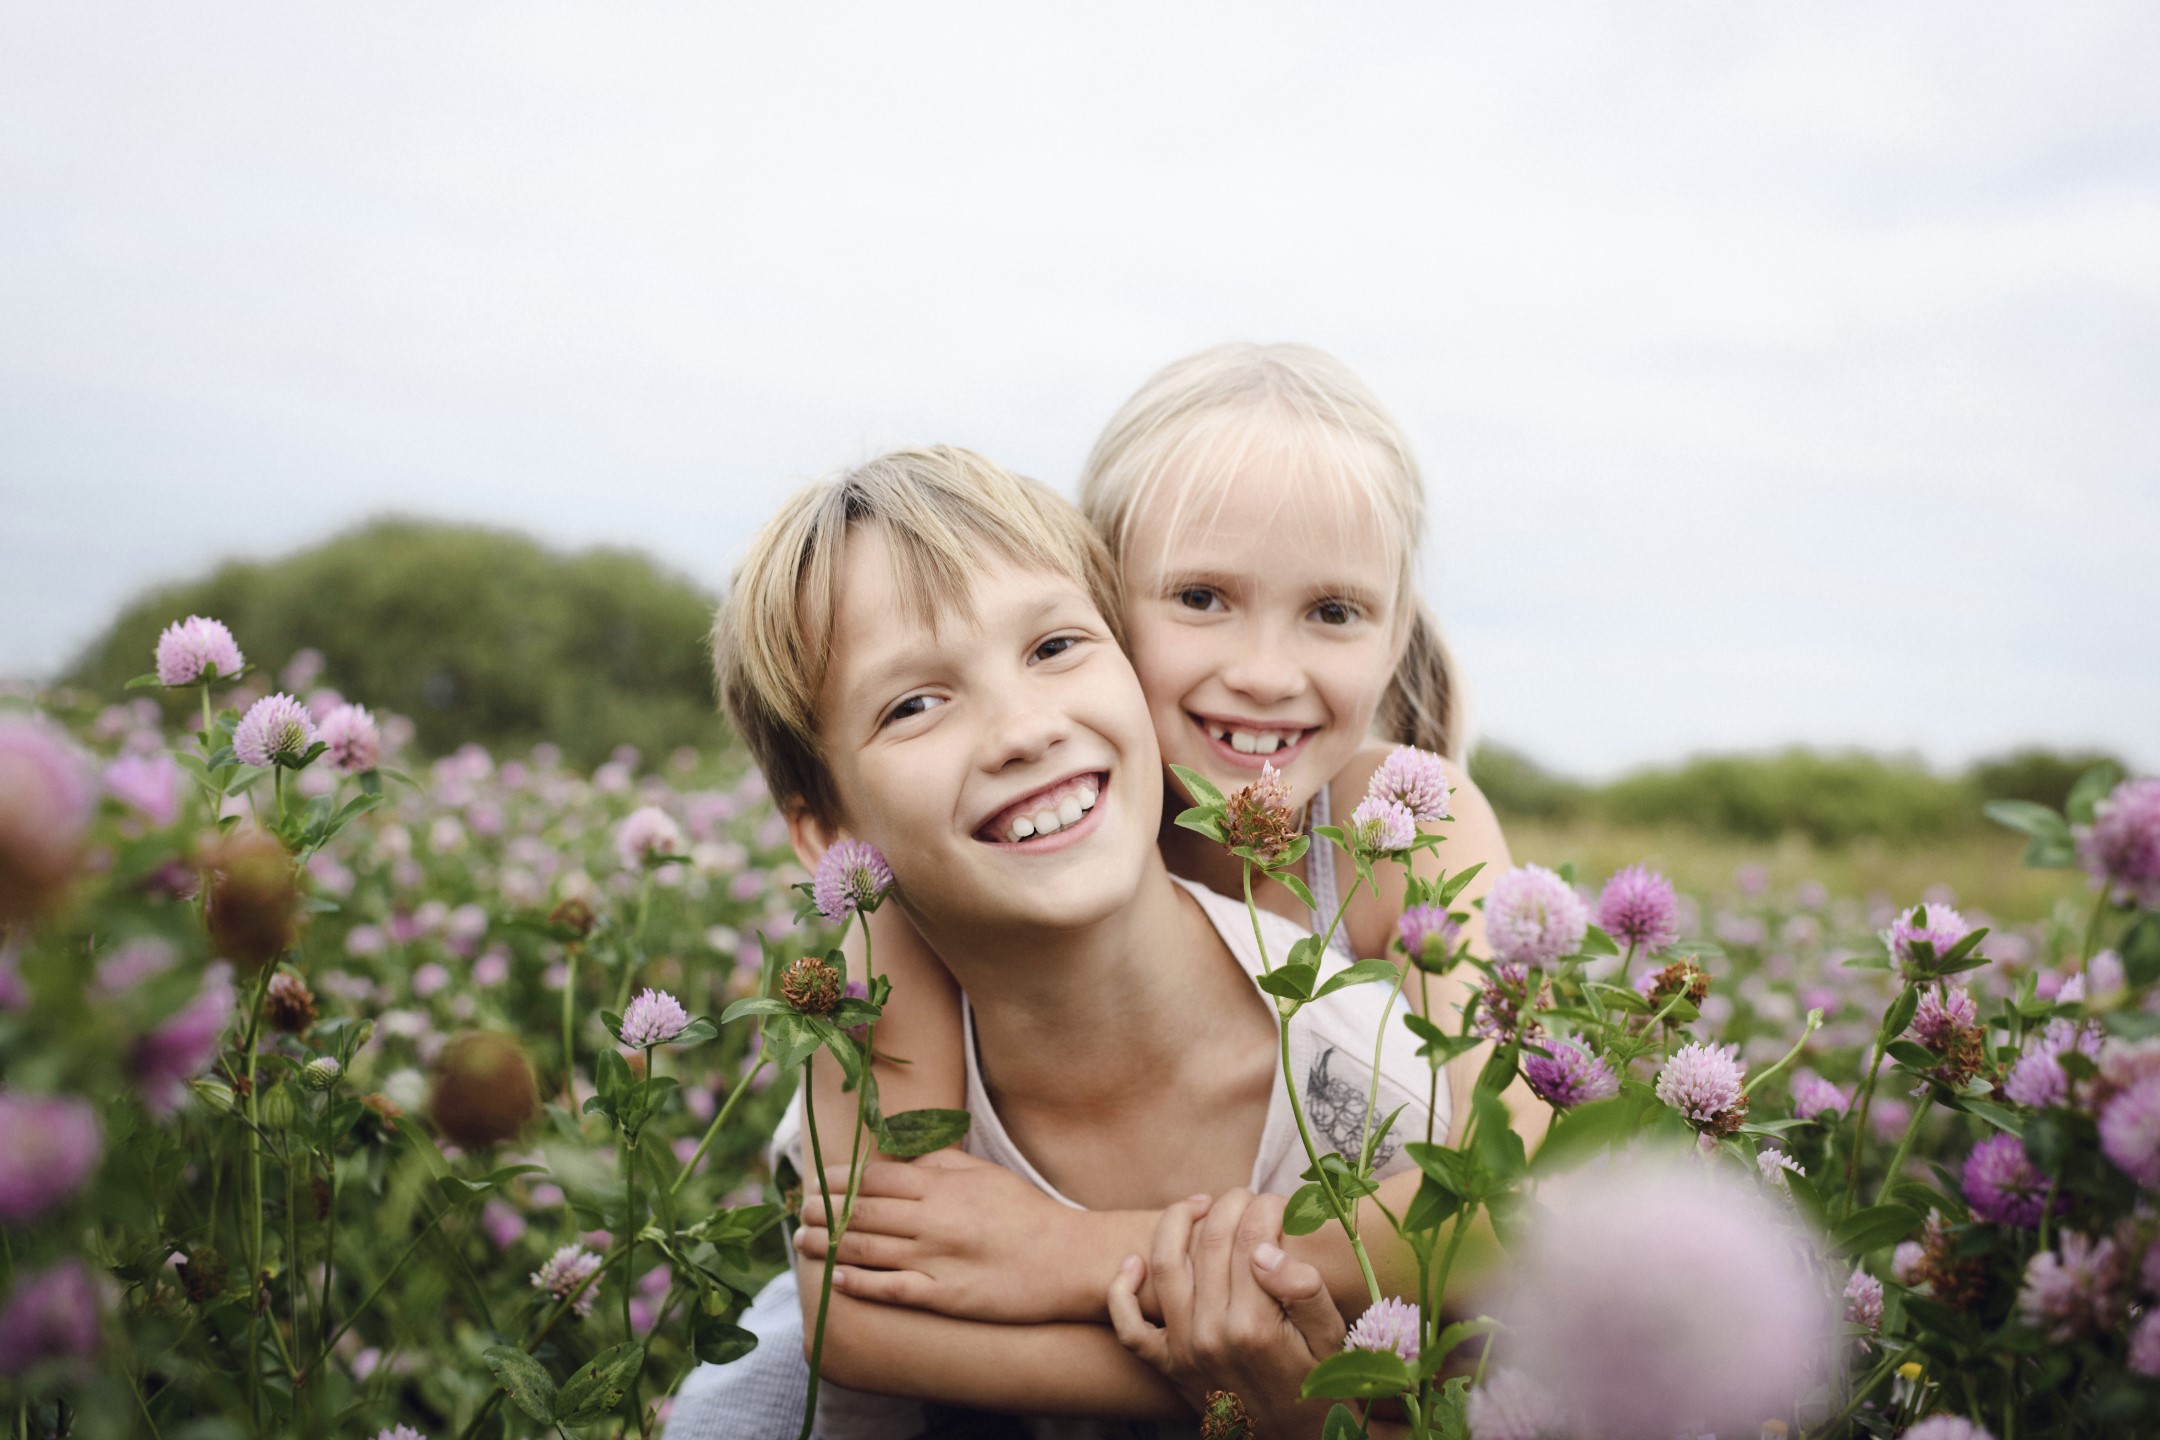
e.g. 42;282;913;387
1032;634;1083;663
1311;599;1358;626
1175;587;1223;612
884;693;943;725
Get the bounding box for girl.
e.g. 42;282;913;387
676;346;1529;1434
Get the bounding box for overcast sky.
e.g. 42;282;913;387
3;2;2155;777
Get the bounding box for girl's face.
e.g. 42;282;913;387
1120;461;1404;815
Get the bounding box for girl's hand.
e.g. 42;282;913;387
796;1148;1104;1323
1106;1189;1348;1439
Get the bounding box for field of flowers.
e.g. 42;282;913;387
1;616;2156;1439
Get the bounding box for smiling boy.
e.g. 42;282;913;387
707;447;1441;1432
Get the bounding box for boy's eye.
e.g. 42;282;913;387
1175;587;1224;612
884;693;943;725
1311;599;1358;626
1032;634;1083;663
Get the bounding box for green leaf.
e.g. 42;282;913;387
1531;1093;1648;1175
692;1316;758;1365
2122;914;2160;988
1423;1317;1500;1379
1582;981;1651;1015
1271;870;1318;911
554;1342;646;1424
1322;1403;1367;1440
1472;1090;1525;1183
765;1011;823;1072
1257;961;1319;1003
875;1108;972;1157
1575;924;1619;958
1281;1181;1336;1236
599;1010;626;1044
2065;761;2123;826
1313;958;1402;1001
481;1345;557;1424
1173;809;1226;843
1299;1347;1414;1400
1403;1173;1462;1231
1404;1142;1473;1202
1169;764;1226;809
1942;1097;2024;1137
1885;1040;1937;1070
1434;861;1486;907
1828;1203;1921;1258
673;1017;719;1046
1360;1103;1410;1172
124;671;165;690
721;997;793;1023
1879;986;1919;1042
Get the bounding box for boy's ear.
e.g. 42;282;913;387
784;802;843;876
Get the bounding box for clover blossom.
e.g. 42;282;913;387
1341;1295;1419;1366
2097;1072;2160;1188
1522;1037;1618;1110
0;1095;102;1221
1844;1269;1884;1333
2003;1018;2103;1109
373;1427;428;1440
1962;1134;2050;1228
1885;902;1973;976
153;615;243;686
1484;865;1588;968
234;693;318;769
0;715;96;923
1464;1367;1563;1440
1655;1041;1748;1135
1910;985;1977;1049
2016;1230;2126;1340
132;964;236;1117
317;703;381;774
530;1244;603;1317
1222;761;1298;865
1903;1419;1994;1440
1596;865;1678;953
2130;1311;2160;1379
812;838;893;920
614;805;686;870
0;1259;102;1376
1348;795;1417;855
620;988;691;1048
2075;776;2160;909
1758;1147;1805;1191
104;751;181;826
1365;745;1450;823
1791;1069;1851;1121
1396;903;1461;970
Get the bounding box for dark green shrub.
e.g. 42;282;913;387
1468;741;1593;823
65;518;726;767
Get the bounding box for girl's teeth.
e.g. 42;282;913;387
1031;809;1062;836
1254;734;1281;754
1055;796;1083;827
1009;816;1035;840
1076;786;1097;811
1230;731;1258;754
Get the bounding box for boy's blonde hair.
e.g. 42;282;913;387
714;446;1123;824
1077;342;1466;760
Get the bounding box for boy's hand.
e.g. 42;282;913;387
1106;1189;1348;1439
796;1149;1102;1323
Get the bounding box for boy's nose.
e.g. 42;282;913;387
981;695;1070;772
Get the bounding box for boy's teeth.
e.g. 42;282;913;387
1055;796;1082;827
1010;816;1035;840
1031;808;1062;836
1076;786;1097;811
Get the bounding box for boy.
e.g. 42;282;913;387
690;447;1443;1433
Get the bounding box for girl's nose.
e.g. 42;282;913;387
1220;646;1307;707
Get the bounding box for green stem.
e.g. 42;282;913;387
2080;888;2111;964
1242;862;1272;974
240;964;273;1424
562;943;580;1109
671;1047;771;1197
1279;1016;1381;1304
797;1074;840;1440
1358;958;1414;1169
1420;970;1437;1149
614;871;656;1013
1743;1007;1823;1098
307;1205;454;1378
1873;1093;1933;1205
450;1250;626;1440
1845;1043;1890;1213
1817;1345;1908;1437
625;1052;652;1436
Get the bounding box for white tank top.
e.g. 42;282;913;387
960;875;1445;1205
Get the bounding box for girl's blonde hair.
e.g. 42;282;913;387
1077;342;1465;760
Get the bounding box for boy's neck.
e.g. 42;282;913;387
910;858;1254;1111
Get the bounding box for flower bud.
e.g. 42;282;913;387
201;831;304;973
257;1082;297;1132
429;1031;540;1150
264;971;317;1034
1200;1391;1252;1440
300;1056;342;1092
548;898;597;940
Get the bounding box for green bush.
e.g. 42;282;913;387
66;518;727;767
1598;748;1975;846
1969;746;2126;812
1468;741;1594;823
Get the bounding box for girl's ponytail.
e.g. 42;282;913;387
1379;601;1465;762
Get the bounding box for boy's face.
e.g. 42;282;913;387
807;527;1163;940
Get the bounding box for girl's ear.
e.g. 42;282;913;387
784;803;843;875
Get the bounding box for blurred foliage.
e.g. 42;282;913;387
65;519;726;768
1476;743;2127;850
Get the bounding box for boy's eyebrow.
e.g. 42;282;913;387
839;590;1091;710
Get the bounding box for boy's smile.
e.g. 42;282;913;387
810;529;1160;937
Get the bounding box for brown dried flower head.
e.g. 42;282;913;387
780;956;843;1017
548;897;597;939
1648;960;1710;1010
1222;764;1298;867
202;830;304;973
1200;1390;1252;1440
1915;1211;1989;1311
1926;1025;1988;1091
263;970;317;1034
428;1031;541;1150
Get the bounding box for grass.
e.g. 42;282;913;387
1501;817;2089;925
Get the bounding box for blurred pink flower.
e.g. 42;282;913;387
1962;1134;2049;1228
2016;1230;2126;1340
132;964;236;1117
1902;1420;1993;1440
0;1259;103;1375
1499;1155;1835;1439
531;1244;603;1317
1884;902;1973;977
153;616;243;687
616;805;686;870
2097;1073;2160;1188
317;703;380;775
0;1095;102;1221
1485;865;1588;968
1598;866;1679;953
0;714;96;923
104;751;180;827
2074;776;2160;909
1465;1367;1562;1440
1843;1270;1883;1333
